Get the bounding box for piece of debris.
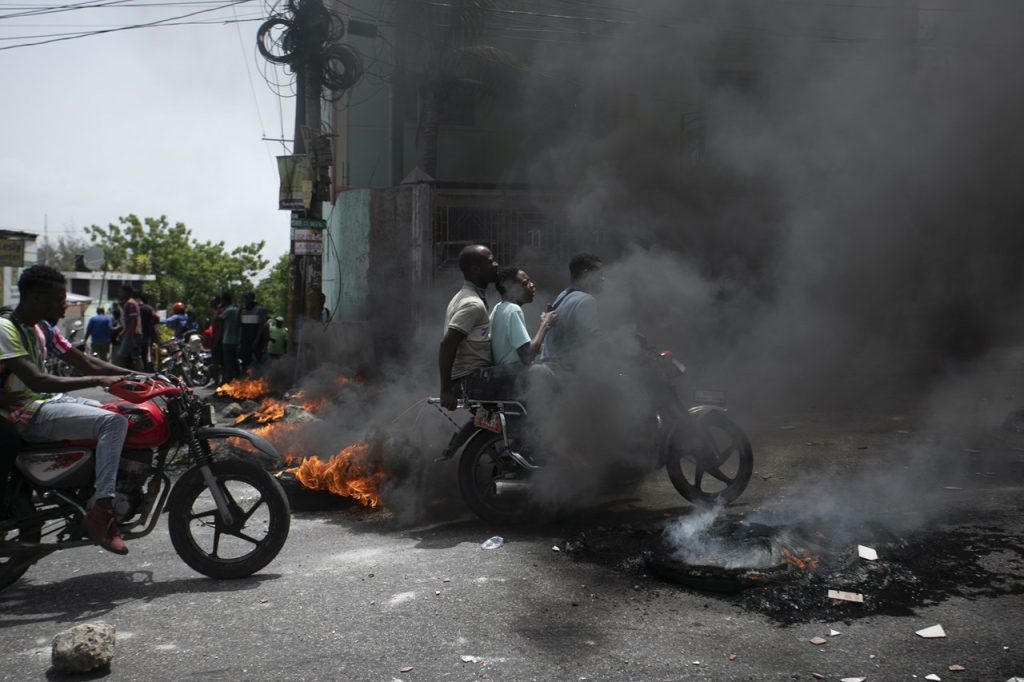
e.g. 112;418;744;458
809;637;828;646
691;660;700;665
1005;677;1024;682
812;674;824;680
827;590;865;603
916;624;946;639
51;622;116;674
841;678;866;682
434;590;441;596
727;653;737;661
829;629;841;637
948;665;965;672
459;655;484;664
481;536;504;550
943;486;963;491
400;667;413;673
858;545;878;561
926;675;942;681
283;404;318;423
240;399;260;413
552;545;561;552
442;577;450;583
221;402;243;418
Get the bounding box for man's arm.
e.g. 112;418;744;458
438;328;466;410
5;355;121;392
515;310;556;365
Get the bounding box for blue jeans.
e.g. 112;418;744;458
21;397;128;504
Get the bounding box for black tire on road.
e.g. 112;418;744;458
458;431;531;525
666;409;754;506
167;458;290;579
0;491;44;591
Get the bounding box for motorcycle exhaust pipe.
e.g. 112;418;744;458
493;479;531;496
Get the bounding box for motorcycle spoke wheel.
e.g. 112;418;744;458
667;410;753;505
168;459;290;579
458;433;531;524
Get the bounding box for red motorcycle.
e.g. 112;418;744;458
0;374;290;590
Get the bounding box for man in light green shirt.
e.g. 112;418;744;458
490;267;556;366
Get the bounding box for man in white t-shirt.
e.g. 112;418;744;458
438;245;499;410
490;266;556;367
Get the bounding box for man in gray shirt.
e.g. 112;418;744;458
438;244;500;410
539;253;603;372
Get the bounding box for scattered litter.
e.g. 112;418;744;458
809;637;828;646
858;545;878;561
460;655;484;663
434;590;441;596
442;578;450;583
1006;677;1024;682
916;624;946;639
812;674;825;680
400;667;413;673
480;536;504;550
829;629;841;637
259;597;268;604
828;590;865;603
943;486;963;491
948;665;965;672
869;655;876;659
727;653;737;661
552;546;561;552
926;675;941;681
841;678;866;682
691;660;700;665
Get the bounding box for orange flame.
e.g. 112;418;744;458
216;377;272;400
286;442;385;508
782;547;821;571
235;398;287;425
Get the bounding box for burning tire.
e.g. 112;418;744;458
666;410;753;505
167;459;291;579
458;432;532;524
0;490;44;591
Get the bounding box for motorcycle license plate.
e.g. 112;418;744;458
473;410;502;434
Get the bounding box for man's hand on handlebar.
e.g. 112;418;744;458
440;389;458;411
95;375;124;389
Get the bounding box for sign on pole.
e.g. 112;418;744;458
0;239;25;267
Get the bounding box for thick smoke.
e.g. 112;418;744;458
514;0;1024;410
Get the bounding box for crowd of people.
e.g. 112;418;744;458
76;287;288;385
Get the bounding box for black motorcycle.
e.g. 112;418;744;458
431;342;754;523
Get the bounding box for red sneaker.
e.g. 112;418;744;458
82;506;129;555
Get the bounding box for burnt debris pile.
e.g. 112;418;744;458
564;510;1024;625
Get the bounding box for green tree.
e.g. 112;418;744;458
255;253;289;318
84;215;269;315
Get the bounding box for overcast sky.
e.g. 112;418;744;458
0;0;295;264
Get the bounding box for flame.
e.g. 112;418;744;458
286;442;385;508
216;377;272;400
782;547;821;571
235;398;287;425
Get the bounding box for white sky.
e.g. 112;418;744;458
0;0;296;265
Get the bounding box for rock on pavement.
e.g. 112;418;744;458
51;622;116;673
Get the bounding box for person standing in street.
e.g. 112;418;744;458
438;244;499;410
83;307;113;361
115;285;141;370
218;292;240;382
138;293;156;372
267;316;287;360
238;292;268;372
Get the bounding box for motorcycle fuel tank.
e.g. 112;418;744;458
101;400;171;449
15;447;93;488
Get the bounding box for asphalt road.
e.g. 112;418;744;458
2;375;1023;681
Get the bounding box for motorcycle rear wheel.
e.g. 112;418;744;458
0;491;44;591
458;431;532;524
167;459;290;579
666;409;753;505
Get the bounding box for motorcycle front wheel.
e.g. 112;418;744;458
458;431;532;524
0;490;44;591
167;459;290;579
665;409;753;505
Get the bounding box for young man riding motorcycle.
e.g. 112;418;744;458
0;265;136;554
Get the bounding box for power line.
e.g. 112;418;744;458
0;0;252;49
0;14;257;36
